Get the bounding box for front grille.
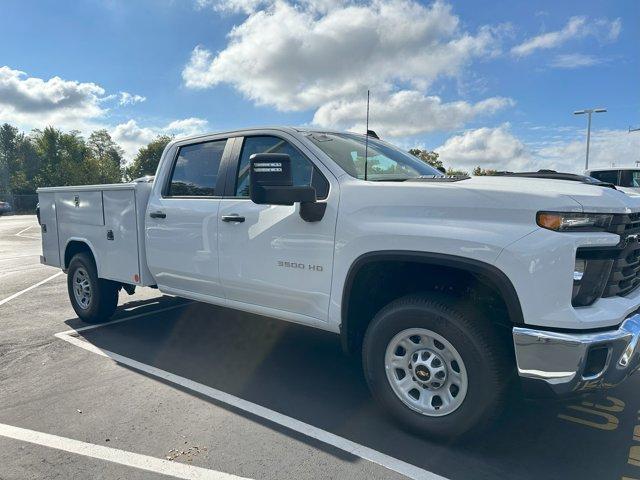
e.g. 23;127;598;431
603;212;640;297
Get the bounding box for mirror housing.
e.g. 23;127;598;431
249;153;326;222
249;153;315;206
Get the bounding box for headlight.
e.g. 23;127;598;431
537;211;613;232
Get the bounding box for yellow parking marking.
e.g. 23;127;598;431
558;405;620;431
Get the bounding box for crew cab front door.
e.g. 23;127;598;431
218;133;338;325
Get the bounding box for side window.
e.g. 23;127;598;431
235;136;329;199
590;170;619;185
167;139;227;196
619;170;640;188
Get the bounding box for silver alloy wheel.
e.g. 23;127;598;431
72;267;92;310
384;328;468;417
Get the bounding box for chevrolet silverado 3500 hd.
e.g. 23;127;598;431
38;127;640;438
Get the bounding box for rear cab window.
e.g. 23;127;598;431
166;139;227;197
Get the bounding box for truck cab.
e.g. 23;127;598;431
586;167;640;195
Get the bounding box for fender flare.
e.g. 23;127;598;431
62;237;100;275
340;250;524;352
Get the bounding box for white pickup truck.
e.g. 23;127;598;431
38;127;640;438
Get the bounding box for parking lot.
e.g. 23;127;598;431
0;215;639;480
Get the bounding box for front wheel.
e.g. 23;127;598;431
67;252;119;323
362;293;510;439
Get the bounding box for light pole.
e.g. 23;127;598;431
574;108;606;171
631;126;640;166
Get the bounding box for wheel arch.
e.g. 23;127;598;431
63;238;100;275
340;251;524;354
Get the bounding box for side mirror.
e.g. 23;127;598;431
249;153;326;222
249;153;315;205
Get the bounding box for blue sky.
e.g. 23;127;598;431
1;0;638;172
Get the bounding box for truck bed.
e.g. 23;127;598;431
37;181;154;286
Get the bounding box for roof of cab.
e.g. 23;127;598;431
165;126;368;148
587;167;640;172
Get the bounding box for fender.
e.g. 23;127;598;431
340;250;525;352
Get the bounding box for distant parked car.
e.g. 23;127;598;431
585;168;640;195
0;201;12;215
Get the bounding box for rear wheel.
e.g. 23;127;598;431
67;252;118;323
362;293;510;439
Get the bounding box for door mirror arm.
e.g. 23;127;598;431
299;201;326;222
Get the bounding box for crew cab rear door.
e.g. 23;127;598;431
145;136;232;299
217;132;338;325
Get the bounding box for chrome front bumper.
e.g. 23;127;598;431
513;314;640;396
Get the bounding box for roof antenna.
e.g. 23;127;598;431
364;90;370;181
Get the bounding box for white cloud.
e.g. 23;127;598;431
164;117;209;135
111;117;210;158
119;91;146;106
0;66;207;161
549;53;603;69
0;65;106;130
435;125;640;174
535;129;640;173
436;124;530;171
183;0;503;115
511;16;621;57
313;91;513;137
195;0;266;14
0;66;154;143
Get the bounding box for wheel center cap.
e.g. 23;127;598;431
415;365;430;380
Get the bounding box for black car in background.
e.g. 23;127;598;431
0;201;12;215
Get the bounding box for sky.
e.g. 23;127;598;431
1;0;638;173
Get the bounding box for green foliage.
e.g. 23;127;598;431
446;167;469;177
124;135;172;181
87;130;125;184
408;148;443;171
0;122;167;196
409;148;469;176
472;166;499;176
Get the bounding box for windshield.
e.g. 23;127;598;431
307;132;443;181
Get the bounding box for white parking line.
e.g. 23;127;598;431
0;422;250;480
15;225;33;237
14;225;40;239
56;313;447;480
0;271;63;307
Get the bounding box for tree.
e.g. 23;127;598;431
472;166;499;176
88;130;124;184
0;124;19;194
125;135;172;180
408;148;443;171
446;167;469;177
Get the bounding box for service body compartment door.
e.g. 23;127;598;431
101;189;140;284
57;191;104;226
38;192;61;267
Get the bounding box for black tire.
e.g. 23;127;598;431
67;252;119;323
362;293;511;439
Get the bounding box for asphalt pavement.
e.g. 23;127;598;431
0;215;639;480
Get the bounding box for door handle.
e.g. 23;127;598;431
149;211;166;219
221;214;245;223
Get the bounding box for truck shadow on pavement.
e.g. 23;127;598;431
67;301;639;480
